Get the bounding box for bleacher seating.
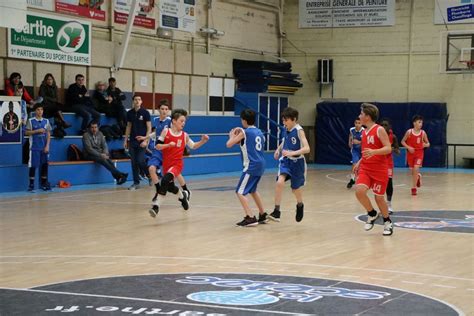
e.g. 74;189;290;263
0;113;278;192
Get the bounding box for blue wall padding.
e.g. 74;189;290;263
315;102;447;167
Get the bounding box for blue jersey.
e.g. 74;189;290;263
154;116;172;136
26;117;51;151
282;124;305;160
350;127;364;152
240;126;266;176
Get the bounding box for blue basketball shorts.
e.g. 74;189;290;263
29;150;48;168
351;149;361;164
278;157;306;189
147;152;163;168
236;172;262;195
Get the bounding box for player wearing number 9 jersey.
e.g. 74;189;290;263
227;109;267;227
269;107;310;223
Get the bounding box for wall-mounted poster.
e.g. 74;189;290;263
160;0;196;33
299;0;395;28
8;12;92;66
434;0;474;25
56;0;106;21
114;0;156;29
27;0;54;11
0;97;23;144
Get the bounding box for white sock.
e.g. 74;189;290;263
157;194;165;206
351;174;355;181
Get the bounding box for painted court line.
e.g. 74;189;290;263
432;284;457;289
370;277;392;282
0;288;311;316
401;281;424;285
2;255;473;282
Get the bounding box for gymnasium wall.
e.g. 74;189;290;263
283;0;474;165
0;1;281;112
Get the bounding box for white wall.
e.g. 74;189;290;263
283;0;474;163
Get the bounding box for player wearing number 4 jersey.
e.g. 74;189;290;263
269;107;310;223
355;103;393;236
227;109;267;227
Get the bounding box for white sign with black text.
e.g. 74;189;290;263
299;0;395;28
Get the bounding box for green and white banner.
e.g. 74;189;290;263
8;12;91;65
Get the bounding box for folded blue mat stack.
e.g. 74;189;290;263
233;59;303;94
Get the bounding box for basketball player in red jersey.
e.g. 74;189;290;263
354;103;393;236
149;109;209;217
380;119;400;214
401;115;430;196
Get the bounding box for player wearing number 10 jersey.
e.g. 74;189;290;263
227;109;267;227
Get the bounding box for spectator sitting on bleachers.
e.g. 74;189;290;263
66;74;100;134
106;77;127;132
4;72;37;110
38;73;71;129
82;121;128;185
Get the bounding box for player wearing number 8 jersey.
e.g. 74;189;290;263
269;107;310;223
227;109;267;227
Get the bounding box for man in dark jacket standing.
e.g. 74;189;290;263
106;77;127;132
82;121;128;184
66;74;100;134
124;95;151;190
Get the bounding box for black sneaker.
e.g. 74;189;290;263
269;210;281;222
258;212;269;224
27;184;35;192
41;182;52;191
296;204;304;222
149;205;159;218
236;216;258;227
184;189;191;202
179;191;190;210
346;179;355;189
116;173;128;185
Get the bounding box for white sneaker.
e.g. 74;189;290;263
383;221;393;236
388;206;394;215
128;184;140;190
364;212;379;231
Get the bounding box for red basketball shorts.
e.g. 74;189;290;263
356;166;389;196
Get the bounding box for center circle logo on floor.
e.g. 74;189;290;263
356;210;474;234
0;273;462;315
187;290;279;305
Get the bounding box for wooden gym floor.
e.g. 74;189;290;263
0;166;473;315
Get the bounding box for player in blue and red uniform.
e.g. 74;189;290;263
347;118;364;188
355;103;393;236
148;109;209;218
401;115;430;196
25;104;52;192
269;107;310;223
380;119;400;214
226;109;267;227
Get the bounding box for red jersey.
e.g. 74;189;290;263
360;124;387;169
162;129;186;165
405;129;425;151
386;130;394;168
161;129;187;177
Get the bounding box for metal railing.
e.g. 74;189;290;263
446;143;474;168
234;97;284;151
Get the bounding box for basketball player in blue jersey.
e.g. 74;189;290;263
347;118;364;188
227;109;267;227
269;107;310;223
25;104;52;192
